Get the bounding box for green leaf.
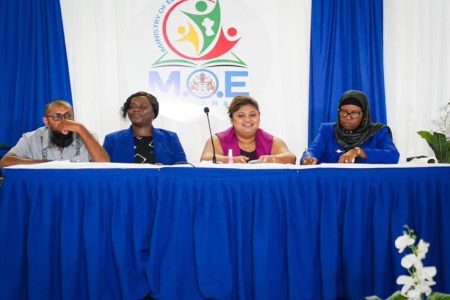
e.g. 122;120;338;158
428;292;450;300
364;296;383;300
417;131;450;163
371;291;450;300
386;291;408;300
431;132;448;162
444;142;450;163
418;131;434;144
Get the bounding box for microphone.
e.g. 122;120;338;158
203;107;217;163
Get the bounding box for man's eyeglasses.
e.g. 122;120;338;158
46;112;74;121
338;110;362;119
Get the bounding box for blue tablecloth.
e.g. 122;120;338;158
0;166;449;299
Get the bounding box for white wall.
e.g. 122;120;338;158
384;0;450;160
60;0;311;163
60;0;450;163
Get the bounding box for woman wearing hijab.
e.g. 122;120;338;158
103;91;187;165
301;90;399;165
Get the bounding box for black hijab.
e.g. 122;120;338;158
334;90;387;150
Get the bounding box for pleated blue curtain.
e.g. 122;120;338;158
0;0;72;148
308;0;386;143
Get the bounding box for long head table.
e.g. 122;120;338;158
0;163;449;299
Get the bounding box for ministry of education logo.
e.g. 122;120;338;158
153;0;246;67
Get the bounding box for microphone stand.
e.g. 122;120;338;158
204;107;217;163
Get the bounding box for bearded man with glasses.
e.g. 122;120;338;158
0;100;109;167
301;90;400;165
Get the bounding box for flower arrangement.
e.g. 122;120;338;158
394;226;437;299
366;226;450;300
418;101;450;163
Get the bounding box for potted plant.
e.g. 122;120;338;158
366;226;450;300
417;101;450;163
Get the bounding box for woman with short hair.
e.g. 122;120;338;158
103;91;187;165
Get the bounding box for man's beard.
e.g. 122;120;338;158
49;129;74;148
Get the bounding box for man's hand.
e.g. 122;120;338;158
56;119;85;135
56;120;110;162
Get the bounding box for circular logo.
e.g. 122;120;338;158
186;69;218;98
162;0;240;61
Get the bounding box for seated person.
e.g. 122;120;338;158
0;100;110;167
301;90;400;165
103;91;187;165
200;95;296;164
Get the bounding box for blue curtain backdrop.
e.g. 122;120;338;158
308;0;387;143
0;0;72;148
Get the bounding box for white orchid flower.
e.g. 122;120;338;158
418;266;437;284
406;288;422;300
415;282;433;296
401;253;418;269
395;234;415;253
393;228;440;300
397;275;415;295
416;239;430;260
414;260;424;273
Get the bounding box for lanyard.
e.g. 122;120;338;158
41;135;81;160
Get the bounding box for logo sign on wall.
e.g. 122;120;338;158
150;0;249;108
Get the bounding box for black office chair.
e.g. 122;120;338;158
0;144;10;158
0;144;11;188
